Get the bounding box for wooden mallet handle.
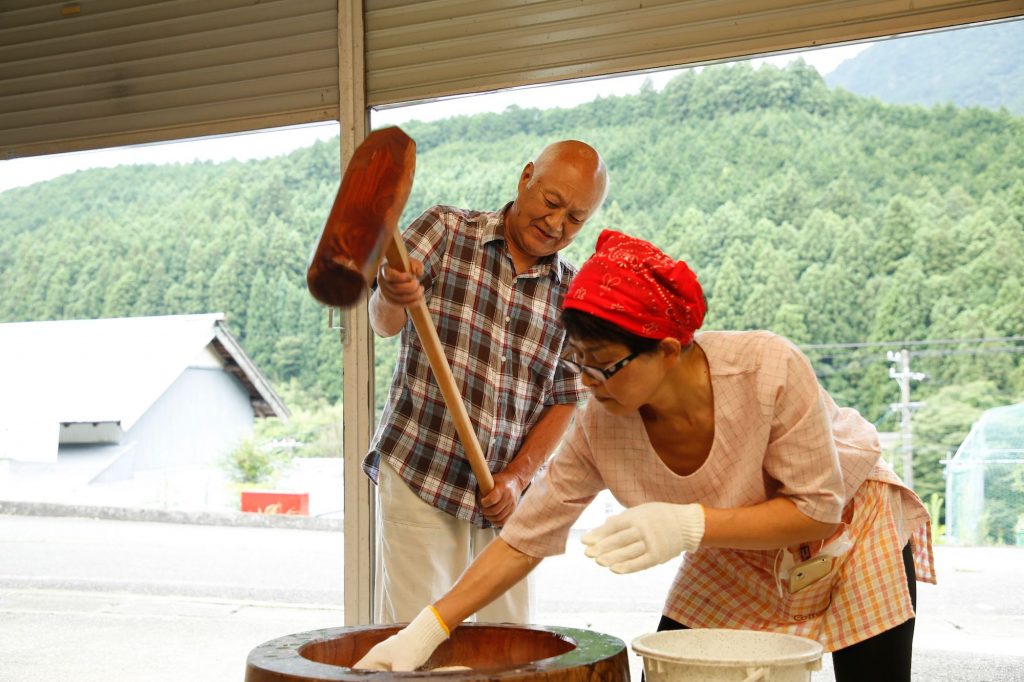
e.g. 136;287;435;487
384;234;495;496
307;127;494;496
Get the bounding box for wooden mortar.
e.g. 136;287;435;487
245;623;630;682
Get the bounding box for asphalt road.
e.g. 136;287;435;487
1;514;1022;681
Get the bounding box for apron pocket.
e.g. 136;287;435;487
777;557;835;622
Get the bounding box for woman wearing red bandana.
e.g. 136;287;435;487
356;230;935;682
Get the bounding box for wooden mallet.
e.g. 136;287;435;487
307;126;494;495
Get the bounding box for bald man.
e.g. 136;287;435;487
367;141;609;624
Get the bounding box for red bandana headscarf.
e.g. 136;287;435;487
564;230;706;343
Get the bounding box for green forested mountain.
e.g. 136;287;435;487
2;61;1023;513
827;19;1024;114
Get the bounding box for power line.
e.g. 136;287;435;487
800;335;1024;351
803;340;1024;366
907;346;1024;358
807;345;1024;370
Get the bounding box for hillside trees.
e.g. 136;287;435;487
1;62;1022;493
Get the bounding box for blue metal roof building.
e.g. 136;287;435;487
0;313;287;508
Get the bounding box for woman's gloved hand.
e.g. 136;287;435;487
581;502;705;574
352;606;450;671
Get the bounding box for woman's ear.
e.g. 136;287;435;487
658;337;683;361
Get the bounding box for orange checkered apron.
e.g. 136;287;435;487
663;468;936;651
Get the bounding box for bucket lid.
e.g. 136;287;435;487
632;630;823;668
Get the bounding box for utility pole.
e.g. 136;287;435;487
888;349;926;489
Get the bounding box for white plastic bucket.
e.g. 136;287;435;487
632;629;823;682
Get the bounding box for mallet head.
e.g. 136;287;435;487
307;127;416;308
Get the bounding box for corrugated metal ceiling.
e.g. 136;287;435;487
364;0;1024;106
0;0;339;159
2;1;1022;157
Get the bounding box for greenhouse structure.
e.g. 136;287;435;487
945;403;1024;546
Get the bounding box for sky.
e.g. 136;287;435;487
0;42;871;194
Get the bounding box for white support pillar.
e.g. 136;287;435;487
339;0;375;627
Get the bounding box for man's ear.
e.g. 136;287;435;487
518;162;535;192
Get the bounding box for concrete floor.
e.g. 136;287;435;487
1;512;1022;681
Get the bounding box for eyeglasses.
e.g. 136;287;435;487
559;349;643;383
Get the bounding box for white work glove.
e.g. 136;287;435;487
581;502;705;574
353;606;450;671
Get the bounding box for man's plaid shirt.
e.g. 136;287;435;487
364;204;586;528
